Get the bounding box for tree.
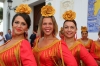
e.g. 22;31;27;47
0;7;3;24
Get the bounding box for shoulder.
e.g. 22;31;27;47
77;38;81;40
89;39;93;41
21;39;30;46
22;39;30;43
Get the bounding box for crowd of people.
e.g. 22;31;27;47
0;4;100;66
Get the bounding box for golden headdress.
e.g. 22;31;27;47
63;10;76;20
81;26;88;32
41;5;55;17
15;4;32;14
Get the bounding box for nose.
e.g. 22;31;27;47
46;24;50;27
68;27;71;31
17;23;21;27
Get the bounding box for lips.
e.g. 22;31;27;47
16;28;22;32
45;29;50;32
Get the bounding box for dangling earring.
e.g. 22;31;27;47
12;29;15;37
74;33;77;40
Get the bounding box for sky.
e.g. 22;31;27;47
0;2;3;31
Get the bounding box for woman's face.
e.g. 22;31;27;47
63;21;77;38
42;18;53;36
12;16;28;36
81;31;88;38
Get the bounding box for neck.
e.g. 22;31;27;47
65;37;75;45
12;34;25;40
43;34;55;40
81;37;88;40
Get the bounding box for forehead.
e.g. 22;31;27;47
42;18;52;23
15;16;26;22
82;31;87;34
64;21;75;26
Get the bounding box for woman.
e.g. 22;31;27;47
62;10;97;66
32;5;77;66
77;26;93;52
90;31;100;65
0;4;37;66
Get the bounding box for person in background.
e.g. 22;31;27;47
30;31;36;47
77;26;93;52
0;4;37;66
5;29;12;41
90;31;100;65
0;32;5;46
32;5;77;66
59;27;64;40
62;10;97;66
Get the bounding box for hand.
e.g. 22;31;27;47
96;60;100;65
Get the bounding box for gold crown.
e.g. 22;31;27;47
15;4;32;14
41;5;55;17
63;10;76;20
81;26;87;32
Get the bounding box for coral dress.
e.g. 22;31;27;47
90;41;100;60
0;39;37;66
32;38;78;66
77;39;93;50
68;41;97;66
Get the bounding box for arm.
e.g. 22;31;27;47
80;44;98;66
90;41;99;60
20;40;37;66
59;40;78;66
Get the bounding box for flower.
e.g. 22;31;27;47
41;5;55;17
81;26;87;32
63;10;76;20
15;4;32;14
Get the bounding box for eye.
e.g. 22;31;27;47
14;21;19;24
21;22;26;26
70;26;74;29
49;22;53;25
42;22;47;25
64;26;68;29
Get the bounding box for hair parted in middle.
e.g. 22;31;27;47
38;5;58;37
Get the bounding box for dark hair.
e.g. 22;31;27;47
98;31;100;35
8;29;10;30
38;16;58;37
12;13;31;29
81;31;88;34
63;20;77;29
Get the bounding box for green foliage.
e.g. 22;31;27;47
0;7;3;20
